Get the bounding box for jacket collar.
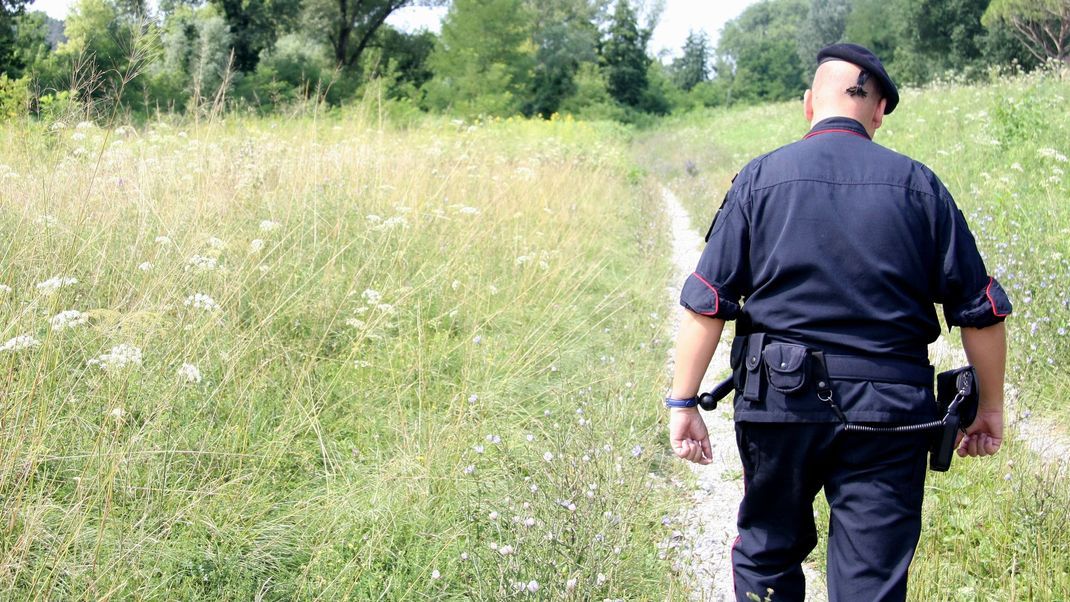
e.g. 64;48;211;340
803;116;872;141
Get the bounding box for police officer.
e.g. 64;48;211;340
665;44;1011;601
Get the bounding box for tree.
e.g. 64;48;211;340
1;0;32;75
844;0;907;66
984;0;1070;63
796;0;851;68
208;0;300;72
522;0;607;117
715;0;808;103
672;30;710;91
602;0;649;107
301;0;444;71
423;0;533;116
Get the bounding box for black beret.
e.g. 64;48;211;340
816;43;899;114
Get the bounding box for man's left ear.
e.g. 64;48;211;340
871;98;887;130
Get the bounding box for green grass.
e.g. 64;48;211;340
642;66;1070;600
0;110;684;599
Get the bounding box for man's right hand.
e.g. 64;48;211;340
956;408;1003;457
668;407;713;465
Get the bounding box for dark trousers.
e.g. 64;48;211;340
732;422;929;602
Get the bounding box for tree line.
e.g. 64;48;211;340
0;0;1065;122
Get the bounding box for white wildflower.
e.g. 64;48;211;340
515;255;533;266
566;578;577;593
137;261;154;271
35;214;58;228
185;255;218;272
36;276;78;294
486;434;501;444
109;407;124;419
50;310;88;331
0;284;11;295
366;214;383;224
526;580;539;593
92;343;143;371
498;545;514;556
249;239;265;253
177;363;203;384
1039;148;1069;163
631;444;644;458
259;219;280;232
472;335;482;345
596;573;607;586
184;293;221;312
489;511;499;520
543;451;554;462
206;237;226;249
523;517;536;527
1;335;40;352
154;235;173;246
345;318;366;329
353;360;371;368
430;569;441;580
473;444;484;454
362;289;382;304
463;464;475;475
375;215;409;231
468;394;479;404
458;206;480;215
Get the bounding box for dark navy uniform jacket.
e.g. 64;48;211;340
681;116;1012;423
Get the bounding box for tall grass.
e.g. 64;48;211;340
642;66;1070;600
0;109;681;598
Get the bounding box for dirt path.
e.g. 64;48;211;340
662;186;827;601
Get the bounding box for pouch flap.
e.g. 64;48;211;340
763;343;809;394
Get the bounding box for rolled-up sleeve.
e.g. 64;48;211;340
680;175;751;320
933;187;1012;328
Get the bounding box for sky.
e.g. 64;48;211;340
27;0;760;58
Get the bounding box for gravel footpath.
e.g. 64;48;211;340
662;186;827;601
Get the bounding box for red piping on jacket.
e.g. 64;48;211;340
986;276;1009;317
690;271;720;316
803;128;870;141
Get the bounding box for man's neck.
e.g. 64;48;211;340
810;112;876;139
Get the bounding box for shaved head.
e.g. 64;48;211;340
804;60;888;138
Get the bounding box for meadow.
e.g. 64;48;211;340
644;64;1070;600
1;66;1068;601
0;107;686;599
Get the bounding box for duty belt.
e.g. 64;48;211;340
731;333;933;406
696;334;979;472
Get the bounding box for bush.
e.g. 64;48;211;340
0;74;31;120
